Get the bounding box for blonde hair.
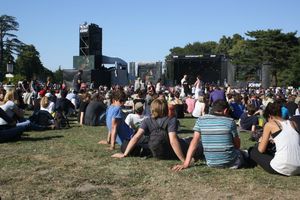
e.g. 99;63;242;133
81;92;91;103
3;90;15;104
150;99;168;119
198;96;204;103
40;96;50;108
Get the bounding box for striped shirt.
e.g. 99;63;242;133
193;114;239;167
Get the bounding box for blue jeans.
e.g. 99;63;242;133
0;126;26;141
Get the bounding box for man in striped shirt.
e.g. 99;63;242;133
173;100;245;170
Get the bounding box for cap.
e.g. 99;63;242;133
38;89;46;97
134;102;144;112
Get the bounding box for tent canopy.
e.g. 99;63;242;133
102;55;127;66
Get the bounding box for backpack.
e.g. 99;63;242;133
29;110;54;127
147;117;175;159
54;111;70;129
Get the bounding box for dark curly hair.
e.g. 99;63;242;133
111;90;126;102
263;101;282;121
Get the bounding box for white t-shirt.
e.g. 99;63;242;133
295;108;300;116
155;82;161;93
0;100;17;125
192;101;206;118
40;101;55;114
125;113;147;131
270;120;300;176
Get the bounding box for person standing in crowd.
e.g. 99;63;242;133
185;94;196;115
181;74;189;97
144;85;156;116
155;78;162;94
46;76;53;90
134;77;141;92
193;75;202;100
286;95;298;117
73;70;83;93
209;85;226;106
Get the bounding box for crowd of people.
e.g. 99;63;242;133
1;72;300;176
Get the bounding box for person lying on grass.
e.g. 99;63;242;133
172;100;250;171
98;89;134;150
112;98;203;161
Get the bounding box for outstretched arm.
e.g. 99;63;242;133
112;128;144;158
110;118;119;150
169;132;185;162
172;131;201;171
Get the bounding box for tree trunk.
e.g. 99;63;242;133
271;70;277;87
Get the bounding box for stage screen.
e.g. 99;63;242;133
137;62;162;83
73;56;95;70
172;57;223;85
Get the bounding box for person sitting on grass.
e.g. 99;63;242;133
248;101;300;176
55;89;75;117
192;95;206;118
125;102;147;133
0;107;26;142
172;100;249;171
239;104;259;132
112;99;203;161
99;90;134;150
78;91;91;126
40;96;55;115
84;92;106;126
0;90;31;129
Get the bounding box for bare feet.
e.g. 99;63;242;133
98;140;108;144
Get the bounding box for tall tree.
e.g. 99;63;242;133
245;29;298;86
167;41;218;59
278;44;300;86
15;44;44;80
53;66;63;83
0;15;21;71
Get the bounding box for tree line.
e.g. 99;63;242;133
1;14;300;87
167;31;300;87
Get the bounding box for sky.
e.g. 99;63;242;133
1;0;300;71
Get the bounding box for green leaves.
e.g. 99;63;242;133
166;29;300;86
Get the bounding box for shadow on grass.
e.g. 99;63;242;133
0;135;64;143
21;135;64;142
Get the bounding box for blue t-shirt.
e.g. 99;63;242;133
230;102;245;119
281;106;289;120
106;105;133;145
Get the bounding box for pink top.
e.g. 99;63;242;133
185;98;196;114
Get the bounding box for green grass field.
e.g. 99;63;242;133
1;117;299;199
